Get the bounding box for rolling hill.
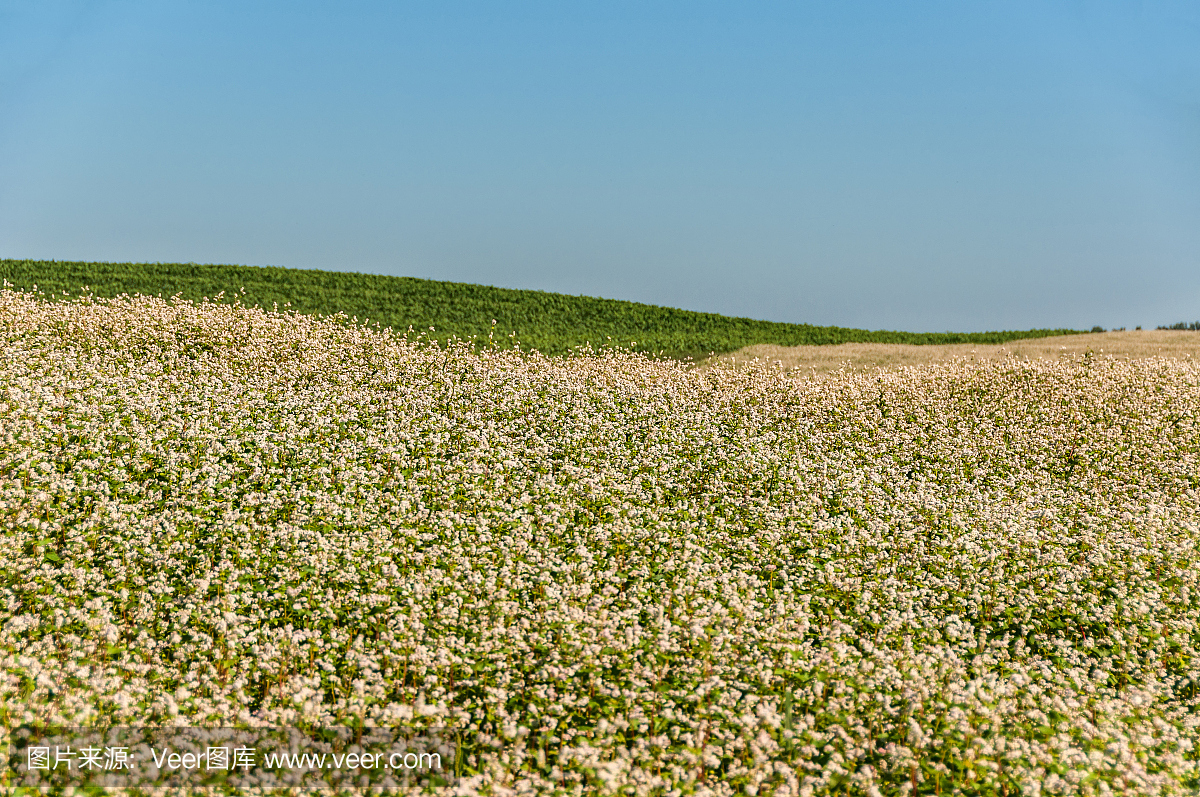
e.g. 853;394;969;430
0;259;1083;358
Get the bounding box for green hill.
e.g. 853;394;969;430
1;259;1083;358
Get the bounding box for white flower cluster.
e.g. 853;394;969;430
1;288;1197;796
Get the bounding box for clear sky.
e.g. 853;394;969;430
2;1;1198;331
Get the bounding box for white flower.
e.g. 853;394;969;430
2;287;1198;794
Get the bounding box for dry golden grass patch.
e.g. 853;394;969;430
708;329;1200;375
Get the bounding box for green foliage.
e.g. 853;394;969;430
1159;321;1200;331
1;259;1084;358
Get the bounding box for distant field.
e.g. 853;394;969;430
0;259;1084;358
715;330;1200;374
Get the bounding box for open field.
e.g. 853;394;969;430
713;330;1200;375
2;290;1198;795
0;259;1083;359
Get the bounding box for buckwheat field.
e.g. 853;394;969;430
2;288;1198;796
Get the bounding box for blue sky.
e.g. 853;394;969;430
2;1;1198;331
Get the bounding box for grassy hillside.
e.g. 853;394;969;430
0;258;1083;357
